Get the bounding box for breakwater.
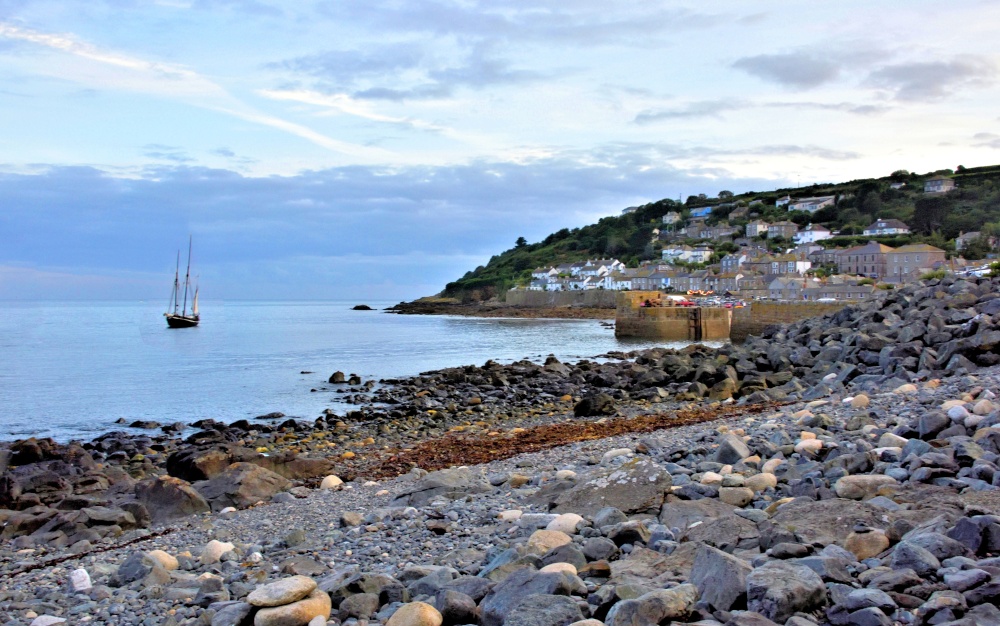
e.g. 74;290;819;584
729;301;853;343
504;289;618;308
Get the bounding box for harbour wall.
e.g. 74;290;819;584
504;290;618;308
614;292;731;341
729;301;853;343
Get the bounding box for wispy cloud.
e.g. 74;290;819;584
866;55;997;101
732;52;841;89
634;100;746;123
0;22;389;159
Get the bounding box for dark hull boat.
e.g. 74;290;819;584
165;237;200;328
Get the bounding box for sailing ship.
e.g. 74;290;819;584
165;237;200;328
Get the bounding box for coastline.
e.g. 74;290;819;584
4;275;1000;625
386;298;616;320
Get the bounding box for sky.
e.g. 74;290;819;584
1;1;999;301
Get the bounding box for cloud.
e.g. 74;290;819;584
0;155;788;300
272;42;547;102
866;56;997;101
0;22;388;159
973;132;1000;149
732;52;840;89
633;99;888;124
634;100;745;123
143;143;194;163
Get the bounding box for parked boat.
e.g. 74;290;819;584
165;237;200;328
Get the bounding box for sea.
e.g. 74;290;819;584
0;300;709;442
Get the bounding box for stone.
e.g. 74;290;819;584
878;433;908;448
745;473;777;492
254;588;331;626
194;462;292;511
690;543;752;611
719;487;754;507
146;549;179;570
851;394;870;408
479;568;581;626
200;540;236;565
794;439;823;455
604;583;698;626
895;384;918;394
434;590;477;625
834;475;897;500
715;434;751;464
845;530;890;560
526;529;572;555
68;568;92;593
746;560;827;623
889;541;940;578
391;467;492;506
385;601;444;626
248;575;318;607
545;459;672;516
134;475;210;524
546;513;584;534
320;475;343;490
211;602;252;626
29;618;66;626
504;594;584;626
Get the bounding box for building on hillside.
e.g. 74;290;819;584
924;177;956;194
689;206;713;219
768;276;821;300
661;211;681;225
531;267;557;281
622;206;639;215
795;224;833;244
863;219;910;237
696;224;739;240
955;231;996;251
769;254;812;275
808;283;877;301
885;244;947;282
721;253;750;274
746;220;769;237
775;195;791;207
767;221;799;239
890;182;906;190
729;205;749;220
837;241;893;278
809;247;841;267
788;196;836;213
705;272;744;293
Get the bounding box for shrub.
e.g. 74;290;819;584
920;269;946;280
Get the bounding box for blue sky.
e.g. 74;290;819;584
2;1;999;301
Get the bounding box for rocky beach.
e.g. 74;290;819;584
3;275;1000;626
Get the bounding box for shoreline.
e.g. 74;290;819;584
386;299;616;320
3;275;1000;624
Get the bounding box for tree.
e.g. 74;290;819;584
859;191;883;216
912;195;953;234
515;236;527;248
889;169;910;182
718;190;734;199
962;235;993;260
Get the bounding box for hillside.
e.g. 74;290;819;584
440;164;1000;301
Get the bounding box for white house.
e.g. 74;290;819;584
662;212;681;225
924;177;955;194
622;206;639;215
775;195;791;207
788;196;836;213
689;246;714;263
863;219;910;237
531;267;557;281
795;224;833;244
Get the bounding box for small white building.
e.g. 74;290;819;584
661;212;681;225
775;195;791;207
788;196;836;213
863;219;910;237
794;224;833;244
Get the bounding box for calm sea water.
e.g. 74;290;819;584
0;301;705;442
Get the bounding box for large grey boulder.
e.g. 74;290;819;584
604;583;698;626
192;462;291;511
546;459;672;516
391;467;492;507
134;475;210;525
478;568;582;626
746;561;827;623
503;594;584;626
690;543;752;611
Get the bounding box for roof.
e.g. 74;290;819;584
790;196;836;203
865;219;909;230
888;244;946;254
839;241;895;255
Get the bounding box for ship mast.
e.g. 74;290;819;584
172;251;181;315
181;235;192;316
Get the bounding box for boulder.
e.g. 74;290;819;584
385;601;442;626
690;543;752;611
134;476;210;525
574;394;616;417
604;583;698;626
504;594;584;626
479;568;581;626
546;459;672;516
746;561;827;623
714;434;751;464
391;467;492;507
193;463;291;511
248;575;318;607
834;475;898;500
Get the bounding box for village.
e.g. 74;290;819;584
521;175;993;302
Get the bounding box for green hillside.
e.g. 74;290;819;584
443;164;1000;300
